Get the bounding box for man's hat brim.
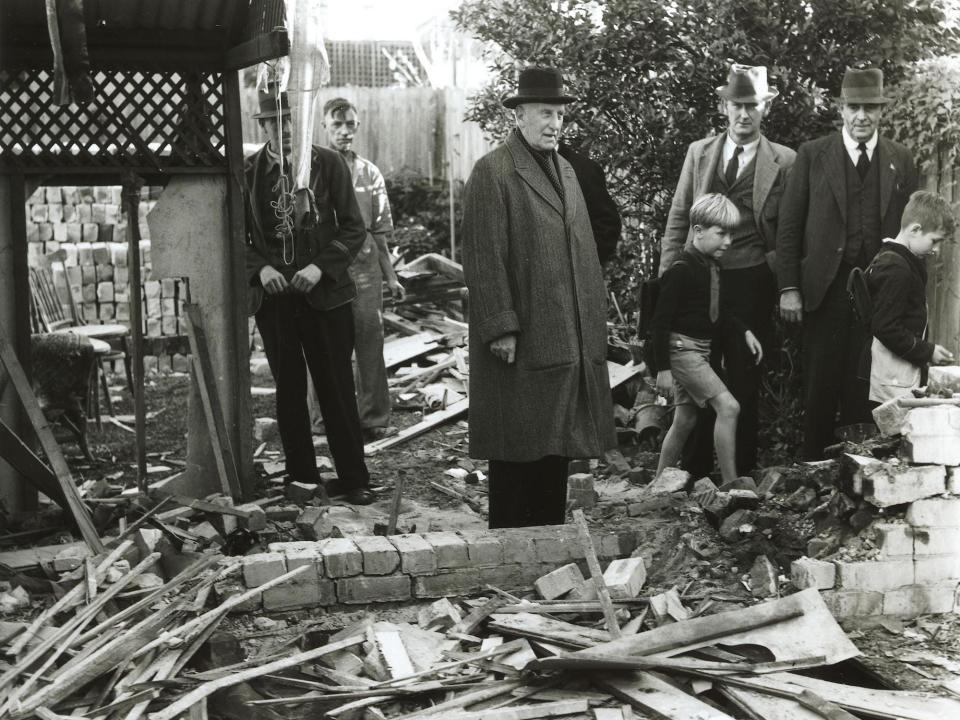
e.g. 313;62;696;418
836;91;891;105
716;86;779;103
503;93;577;109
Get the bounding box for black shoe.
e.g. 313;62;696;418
325;479;375;506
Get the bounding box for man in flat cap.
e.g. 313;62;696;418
660;63;795;479
461;66;616;528
777;67;918;459
244;88;375;505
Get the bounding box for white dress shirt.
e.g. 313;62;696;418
842;126;878;165
722;133;760;180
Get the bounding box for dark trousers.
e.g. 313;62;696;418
487;456;569;528
800;264;873;460
683;263;775;478
256;294;369;488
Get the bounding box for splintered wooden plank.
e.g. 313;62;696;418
431;699;588;720
384;331;441;369
721;686;823;720
364;399;468;455
599;671;736;720
488;612;610;648
0;324;102;553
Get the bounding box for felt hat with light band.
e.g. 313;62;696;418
252;88;291;119
502;66;577;109
716;64;779;104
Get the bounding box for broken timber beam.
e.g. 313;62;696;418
365;399;468;455
0;322;102;553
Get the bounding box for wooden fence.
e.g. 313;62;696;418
240;86;494;183
923;160;960;358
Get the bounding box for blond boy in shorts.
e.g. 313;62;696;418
652;193;763;485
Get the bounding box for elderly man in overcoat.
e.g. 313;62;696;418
659;64;795;479
461;66;616;529
777;67;918;459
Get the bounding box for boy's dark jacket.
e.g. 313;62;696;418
867;241;934;365
244;145;366;315
650;246;747;371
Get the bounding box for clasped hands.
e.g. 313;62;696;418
259;264;322;295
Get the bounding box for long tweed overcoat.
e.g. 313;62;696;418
461;131;616;462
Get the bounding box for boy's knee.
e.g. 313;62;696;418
715;394;740;418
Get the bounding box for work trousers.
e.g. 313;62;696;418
351;248;391;429
683;262;775;478
256;294;369;489
800;263;873;460
487;456;569;529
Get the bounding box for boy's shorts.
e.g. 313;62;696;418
669;332;728;407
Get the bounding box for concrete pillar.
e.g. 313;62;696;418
148;175;251;499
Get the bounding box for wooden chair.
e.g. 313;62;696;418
28;250;133;418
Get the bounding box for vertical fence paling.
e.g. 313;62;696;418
240;85;493;184
923;158;960;358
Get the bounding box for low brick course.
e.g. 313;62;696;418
227;525;637;612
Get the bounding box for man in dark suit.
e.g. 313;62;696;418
777;67;918;460
559;142;622;264
660;64;795;478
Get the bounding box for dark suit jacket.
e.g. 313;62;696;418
559;144;622;264
244;144;366;314
776;132;918;312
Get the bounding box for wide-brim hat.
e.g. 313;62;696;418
716;64;779;104
837;67;890;104
252;89;291;119
502;66;577;109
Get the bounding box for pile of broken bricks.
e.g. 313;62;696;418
788;366;960;619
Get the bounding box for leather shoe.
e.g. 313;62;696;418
325;479;375;506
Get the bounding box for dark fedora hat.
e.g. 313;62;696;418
716;63;778;104
502;66;577;109
252;88;291;120
838;67;890;104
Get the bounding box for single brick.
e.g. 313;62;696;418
413;569;482;598
389;534;437;575
318;538;362;578
533;526;579;564
478;563;551;593
914;555;960;584
235;503;267;532
495;528;536;564
903;406;960;465
867;522;914;558
534;563;586;600
911;527;960;556
872;396;910;437
263;579;335;611
927;366;960;395
602;557;647;599
285;481;319;504
296;506;327;541
906;497;960;527
353;535;401;575
422;532;470;569
835;559;913;592
948;467;960;495
883;584;958;617
860;462;946;508
337;575;412;604
791;557;836;590
822;589;883;618
457;530;503;567
242;553;287;588
284;547;323;581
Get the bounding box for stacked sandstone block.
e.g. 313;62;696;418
793;371;960;619
218;525;640;613
25;185;194;373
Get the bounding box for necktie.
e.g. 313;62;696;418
856;142;869;180
709;262;719;323
724;145;743;187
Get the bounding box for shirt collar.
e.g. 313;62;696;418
263;141;286;172
842;126;878;155
686;243;717;266
723;132;760;167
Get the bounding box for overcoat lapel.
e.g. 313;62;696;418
506;133;563;216
753;136;777;213
877;137;896;220
561;161;579;226
695;135;724;196
823;134;847;223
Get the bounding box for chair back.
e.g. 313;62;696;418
29;250;84;332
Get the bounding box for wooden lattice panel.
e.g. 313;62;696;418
0;69;227;172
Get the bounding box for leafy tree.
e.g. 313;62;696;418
453;0;960;308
